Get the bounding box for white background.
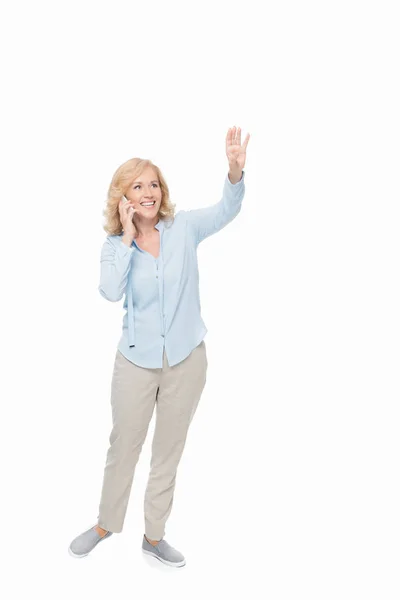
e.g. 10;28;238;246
1;0;399;598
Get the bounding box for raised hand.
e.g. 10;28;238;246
226;126;250;172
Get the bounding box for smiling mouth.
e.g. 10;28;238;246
140;201;156;207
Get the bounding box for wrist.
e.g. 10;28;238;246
122;233;134;246
228;167;243;184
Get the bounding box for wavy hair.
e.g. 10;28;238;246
102;158;176;235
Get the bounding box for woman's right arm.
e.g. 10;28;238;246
98;236;134;302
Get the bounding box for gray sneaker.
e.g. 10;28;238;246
142;535;186;567
68;525;113;558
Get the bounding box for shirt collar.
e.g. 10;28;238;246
155;219;164;231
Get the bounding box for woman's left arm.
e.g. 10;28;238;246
185;126;250;245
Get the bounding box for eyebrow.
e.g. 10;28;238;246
133;180;158;184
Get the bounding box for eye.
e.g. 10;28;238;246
133;183;158;190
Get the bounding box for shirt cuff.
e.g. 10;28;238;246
226;169;245;186
117;237;135;255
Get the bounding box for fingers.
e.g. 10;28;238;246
242;133;250;150
118;199;137;229
226;127;236;146
120;198;132;209
227;126;249;147
119;198;136;214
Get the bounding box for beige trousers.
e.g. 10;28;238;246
97;340;208;539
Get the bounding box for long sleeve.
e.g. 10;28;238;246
98;236;134;302
185;170;245;245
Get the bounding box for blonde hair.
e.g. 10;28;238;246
102;158;176;235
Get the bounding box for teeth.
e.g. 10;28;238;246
141;201;155;206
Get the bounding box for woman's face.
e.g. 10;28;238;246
124;166;162;220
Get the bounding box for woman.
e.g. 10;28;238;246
68;126;250;567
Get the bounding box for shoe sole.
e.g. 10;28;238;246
142;548;186;567
68;546;90;558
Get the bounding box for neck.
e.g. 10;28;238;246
135;216;160;237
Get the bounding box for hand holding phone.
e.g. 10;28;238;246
119;197;138;238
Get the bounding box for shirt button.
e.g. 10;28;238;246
161;334;164;337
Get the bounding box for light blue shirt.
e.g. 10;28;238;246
99;170;246;368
